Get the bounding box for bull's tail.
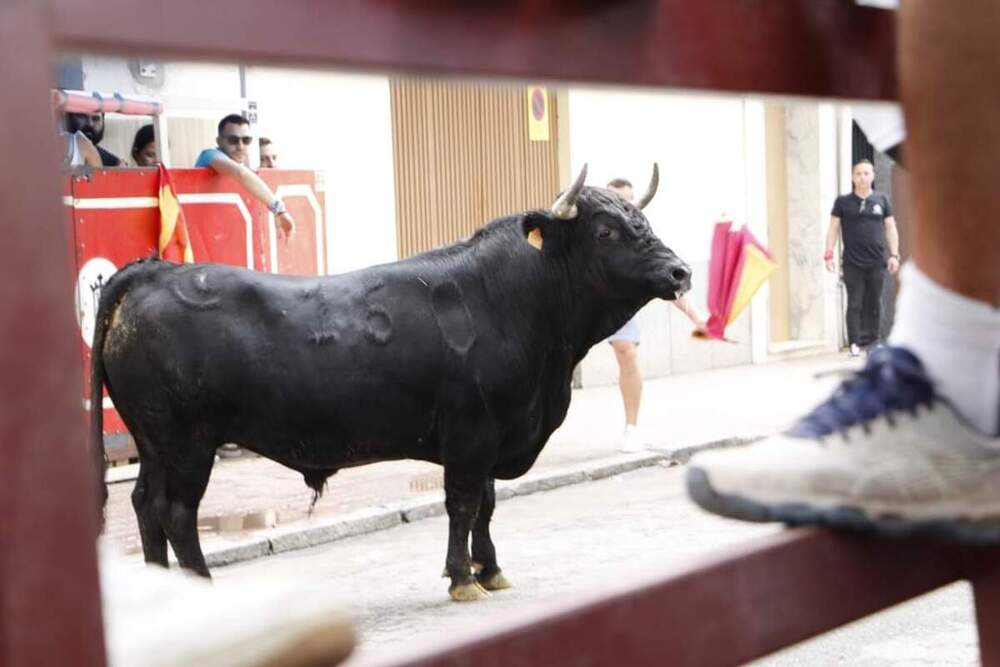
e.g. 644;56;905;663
89;257;160;528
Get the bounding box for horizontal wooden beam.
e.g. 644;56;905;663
49;0;897;101
366;528;996;667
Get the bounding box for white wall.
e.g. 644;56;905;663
80;56;242;102
743;99;771;364
246;68;397;274
567;88;754;386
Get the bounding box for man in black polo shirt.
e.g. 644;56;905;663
824;159;900;356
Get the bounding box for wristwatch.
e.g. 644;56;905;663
268;199;287;215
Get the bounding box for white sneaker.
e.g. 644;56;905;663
849;343;862;357
100;544;355;667
687;346;1000;544
620;425;647;453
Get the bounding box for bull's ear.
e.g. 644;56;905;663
521;211;564;254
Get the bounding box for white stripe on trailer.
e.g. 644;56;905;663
83;396;115;411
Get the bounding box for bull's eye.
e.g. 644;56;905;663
598;228;613;240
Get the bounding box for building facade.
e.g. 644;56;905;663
63;56;883;386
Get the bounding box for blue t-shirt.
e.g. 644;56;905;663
194;148;226;167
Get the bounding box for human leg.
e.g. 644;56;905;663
611;339;642;428
841;263;865;352
888;0;1000;435
859;265;886;347
899;1;1000;306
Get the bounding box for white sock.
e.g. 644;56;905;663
889;263;1000;435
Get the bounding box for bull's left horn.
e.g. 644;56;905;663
551;164;588;219
636;163;659;210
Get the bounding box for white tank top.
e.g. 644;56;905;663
63;131;85;167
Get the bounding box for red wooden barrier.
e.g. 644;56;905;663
16;3;994;667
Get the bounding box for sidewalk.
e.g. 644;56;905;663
103;352;854;566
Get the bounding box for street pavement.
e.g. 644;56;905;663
212;465;978;666
104;352;853;565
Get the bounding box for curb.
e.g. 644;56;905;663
200;433;765;569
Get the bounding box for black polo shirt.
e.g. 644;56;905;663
831;191;893;267
97;145;121;167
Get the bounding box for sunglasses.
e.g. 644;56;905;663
223;135;254;146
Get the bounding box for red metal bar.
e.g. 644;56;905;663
362;528;983;667
0;2;106;666
53;89;163;115
48;0;897;101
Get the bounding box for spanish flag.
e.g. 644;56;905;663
704;220;777;340
157;164;194;263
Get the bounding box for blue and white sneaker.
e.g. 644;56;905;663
687;346;1000;544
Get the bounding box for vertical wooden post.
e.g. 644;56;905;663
0;2;106;665
971;556;1000;667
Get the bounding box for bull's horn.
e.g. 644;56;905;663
551;164;588;219
636;163;659;210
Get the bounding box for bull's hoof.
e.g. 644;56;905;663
477;570;513;591
448;581;491;602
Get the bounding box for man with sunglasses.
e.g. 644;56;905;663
823;158;899;357
195;114;294;240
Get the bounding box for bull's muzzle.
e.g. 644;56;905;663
663;261;692;299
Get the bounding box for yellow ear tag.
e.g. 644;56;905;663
527;227;543;250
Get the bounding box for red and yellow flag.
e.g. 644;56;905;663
157;164;194;263
704;220;777;341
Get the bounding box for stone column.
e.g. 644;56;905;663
784;104;839;346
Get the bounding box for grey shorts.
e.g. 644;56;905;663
608;316;640;345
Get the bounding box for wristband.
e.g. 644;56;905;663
823;250;833;261
889;253;900;259
268;199;287;215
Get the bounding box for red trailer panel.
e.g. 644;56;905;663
68;168;326;461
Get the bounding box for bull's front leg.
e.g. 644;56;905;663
444;469;489;601
471;478;512;592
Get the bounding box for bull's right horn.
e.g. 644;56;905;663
551;164;588;219
636;163;659;210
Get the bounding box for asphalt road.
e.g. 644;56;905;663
215;465;978;666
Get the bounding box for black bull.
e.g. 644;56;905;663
90;165;691;601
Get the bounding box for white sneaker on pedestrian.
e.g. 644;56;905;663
620;425;647;453
849;343;862;357
686;346;1000;544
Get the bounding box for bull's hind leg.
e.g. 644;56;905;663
162;447;216;578
131;461;169;568
471;478;511;592
443;469;490;601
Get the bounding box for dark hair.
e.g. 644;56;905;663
130;124;156;161
217;113;249;137
852;158;874;169
259;136;272;148
607;178;632;189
